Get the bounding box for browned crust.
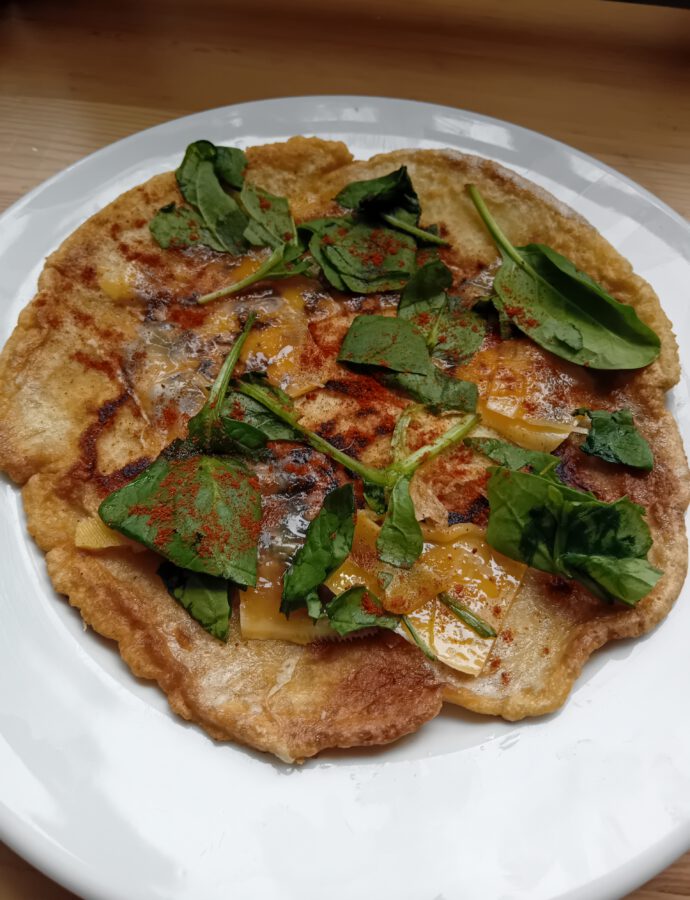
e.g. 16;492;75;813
0;138;687;756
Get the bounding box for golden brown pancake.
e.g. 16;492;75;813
0;137;687;761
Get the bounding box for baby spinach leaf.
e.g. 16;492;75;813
214;146;247;190
158;561;231;640
241;184;297;249
376;475;423;568
386;367;478;413
218;419;268;453
323;224;417;293
149;203;224;252
467;186;661;370
298;217;351;291
338;315;432;374
187;314;256;450
574;408;653;470
465;437;559;478
222;390;300;442
176;140;247;203
438;592;497;639
99;455;261;587
195;161;248;254
336;167;447;246
363;481;388;514
485;466;661;604
325;585;399;636
432;302;487;366
398;259;452;342
281;483;356;615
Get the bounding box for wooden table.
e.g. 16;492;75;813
0;0;688;897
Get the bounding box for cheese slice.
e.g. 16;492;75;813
75;516;144;551
461;341;582;452
239;557;335;643
247;513;526;676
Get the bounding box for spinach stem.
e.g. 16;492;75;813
401;616;437;661
390;403;424;464
395;413;479;478
235;381;391;486
466;185;532;272
198;246;283;305
381;212;449;247
206;313;256;419
438;592;497;639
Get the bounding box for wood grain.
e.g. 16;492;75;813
0;0;688;897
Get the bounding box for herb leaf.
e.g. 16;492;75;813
214;146;247;190
158;561;231;640
377;475;423;569
485;466;661;604
465;436;559;479
385;367;478;413
241;184;297;249
338;315;432;375
149;203;224;252
281;484;356;615
398;259;452;338
432;301;487;366
574;408;653;470
195;161;248;254
176;140;247;203
99;455;262;586
467;186;661;370
325;585;399;636
323;224;417;293
222;390;300;442
336;167;447;246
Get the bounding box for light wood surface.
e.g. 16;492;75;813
1;0;688;897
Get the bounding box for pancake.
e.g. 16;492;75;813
0;137;687;761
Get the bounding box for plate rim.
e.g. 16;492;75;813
1;94;689;900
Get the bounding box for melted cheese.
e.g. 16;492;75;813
239;557;335;643
240;280;333;398
75;516;143;551
99;264;137;302
462;341;581;452
247;513;525;676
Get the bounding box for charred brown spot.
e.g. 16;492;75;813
97;456;152;492
448;495;489;526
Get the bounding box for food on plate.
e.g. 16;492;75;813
0;137;687;761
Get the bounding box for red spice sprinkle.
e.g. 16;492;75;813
361;592;382;616
259;197;272;210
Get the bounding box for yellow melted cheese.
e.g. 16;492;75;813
243;513;525;676
75;516;144;551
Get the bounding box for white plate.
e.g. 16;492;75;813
1;96;689;900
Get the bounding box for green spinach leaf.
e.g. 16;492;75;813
485;466;661;604
465;437;559;478
325;585;399;636
281;483;356;615
322;224;417;293
432;301;487;366
385;366;478;413
214;146;247;190
176;140;247;203
241;184;298;249
574;408;653;470
149;203;224;252
222;390;300;442
99;455;262;586
338;315;432;374
195;160;248;254
158;561;231;640
398;258;452;341
467;186;661;370
336;167;447;246
376;475;423;568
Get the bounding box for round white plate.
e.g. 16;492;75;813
1;96;689;900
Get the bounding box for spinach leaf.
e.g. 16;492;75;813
222;390;300;442
398;259;452;340
467;186;661;370
187;314;256;450
485;466;661;604
149;203;224;252
99;455;262;587
195;160;248;254
298;217;351;291
376;475;423;568
465;436;559;478
176;139;247;203
336;167;447;246
325;585;399;636
438;592;496;639
158;561;231;640
322;224;417;293
432;301;487;366
385;366;477;413
338;315;432;374
574;408;653;470
363;481;388;514
241;184;298;250
214;146;247;190
281;483;356;615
